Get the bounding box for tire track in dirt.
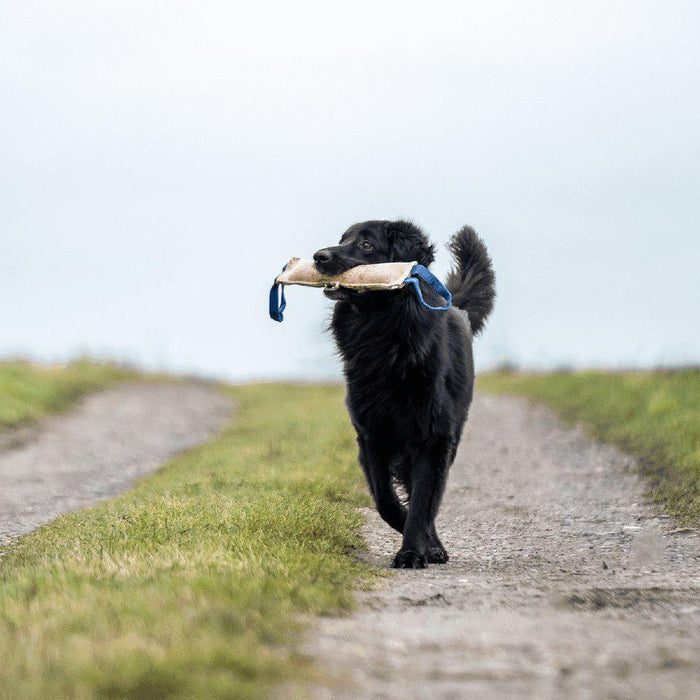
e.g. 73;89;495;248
0;382;232;551
304;393;699;699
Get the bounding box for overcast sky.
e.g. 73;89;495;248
2;1;698;379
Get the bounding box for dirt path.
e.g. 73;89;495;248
305;393;699;699
0;382;232;551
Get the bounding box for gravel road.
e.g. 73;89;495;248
0;382;232;552
305;393;699;699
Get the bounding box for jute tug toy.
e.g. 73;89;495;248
269;258;452;322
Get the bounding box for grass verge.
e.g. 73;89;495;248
478;369;699;526
0;383;375;698
0;358;137;429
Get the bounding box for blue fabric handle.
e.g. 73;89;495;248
404;264;452;311
269;264;288;322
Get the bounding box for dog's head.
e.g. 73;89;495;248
313;220;435;277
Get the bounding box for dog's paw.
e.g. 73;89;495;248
391;549;427;569
427;544;449;564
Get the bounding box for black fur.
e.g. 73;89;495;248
314;220;495;568
444;225;496;335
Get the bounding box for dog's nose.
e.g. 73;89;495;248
313;248;333;264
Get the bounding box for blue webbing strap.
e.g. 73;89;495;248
404;264;452;311
269;264;288;322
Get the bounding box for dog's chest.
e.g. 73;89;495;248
346;372;438;437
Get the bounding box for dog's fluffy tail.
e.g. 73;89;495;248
445;225;496;335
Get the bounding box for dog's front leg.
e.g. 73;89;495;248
392;449;449;569
427;522;449;563
358;437;406;534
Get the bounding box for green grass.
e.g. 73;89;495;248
478;369;700;526
0;383;375;698
0;358;137;428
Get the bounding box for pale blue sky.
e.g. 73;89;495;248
2;1;698;380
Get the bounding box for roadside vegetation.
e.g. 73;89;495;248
479;368;700;526
0;358;136;428
9;360;696;695
0;383;375;698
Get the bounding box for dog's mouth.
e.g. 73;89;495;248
314;260;354;276
323;287;362;301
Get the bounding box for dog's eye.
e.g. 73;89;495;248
361;241;373;250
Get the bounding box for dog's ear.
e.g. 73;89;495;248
386;221;436;266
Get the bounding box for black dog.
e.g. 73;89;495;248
314;220;495;568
